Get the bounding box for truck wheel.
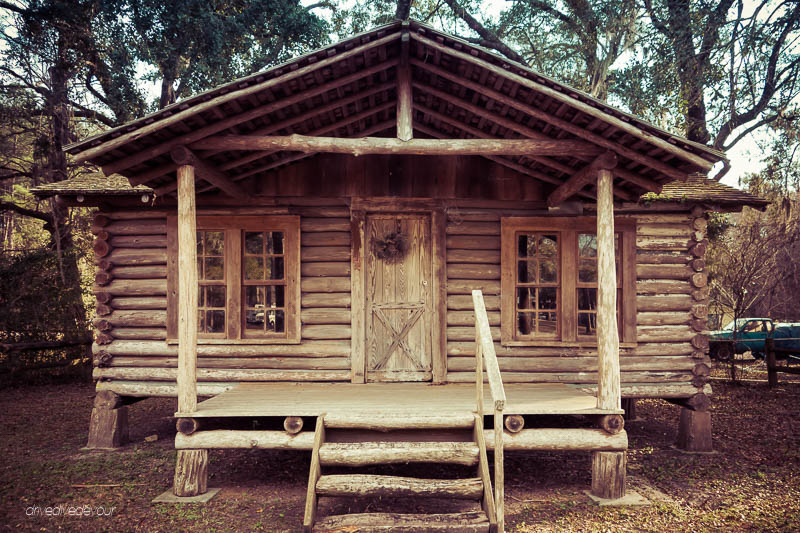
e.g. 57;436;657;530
753;352;765;361
716;344;733;362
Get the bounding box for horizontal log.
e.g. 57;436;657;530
111;265;167;279
105;210;171;220
301;277;350;293
96;380;235;397
301;231;351;247
94;239;110;258
631;343;693;356
316;474;483;499
637;295;693;312
301;308;351;325
633;214;691;224
446;235;501;250
637;312;690;326
486;428;627;451
192;134;603;157
636;252;692;265
447;310;501;327
302;324;352;340
447;356;695;373
692;217;708;232
302;293;351;308
323;413;476;430
94;310;166;328
93;339;351;357
447;326;500;342
301;262;350;277
314;512;492;531
637;264;692;280
636;223;692;237
301;246;350;262
636;280;693;295
176;430;313;449
637;325;696;342
110;297;167;310
319;441;479;467
109;356;349;370
447;263;500;280
447;249;501;264
111;328;167;340
301;218;350;232
110;234;167;248
447;280;501;295
447;342;606;357
103;248;167;266
95;270;113;286
93;367;350;382
636;236;690;251
96;279;166;296
690;259;705;272
105;220;166;235
691;272;708;288
448;294;500;311
447;371;693;384
446;221;500;236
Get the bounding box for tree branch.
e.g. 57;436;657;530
442;0;529;65
0;201;54;223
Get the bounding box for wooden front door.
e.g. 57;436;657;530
366;214;432;382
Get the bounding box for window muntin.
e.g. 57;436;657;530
243;231;286;335
197;230;226;336
575;233;621;339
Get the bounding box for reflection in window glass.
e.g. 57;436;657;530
243;230;287;336
515;232;559;337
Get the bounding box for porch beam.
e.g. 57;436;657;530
176;164;198;415
170;146;247;199
547;152;617;207
190;134;603;157
396;30;413;141
595;167;621;411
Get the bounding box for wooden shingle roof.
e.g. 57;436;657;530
30;172;152;196
656;175;769;209
64;20;730;202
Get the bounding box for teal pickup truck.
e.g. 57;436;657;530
709;318;800;361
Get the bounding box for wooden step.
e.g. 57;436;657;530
313;511;490;532
323;413;475;430
318;442;480;467
316;474;483;499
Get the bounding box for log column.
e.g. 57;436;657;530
86;391;129;449
592;167;626;500
173;162;207;496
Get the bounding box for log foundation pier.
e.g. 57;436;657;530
676;407;713;452
86;391;129;449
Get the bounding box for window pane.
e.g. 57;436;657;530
517;260;537;283
517;234;535;258
205;257;224;280
244;232;263;255
540;259;557;283
244;256;265;280
198;310;204;332
267;257;284;280
197;257;203;279
206;286;225;308
268;232;284;255
577;287;597;311
206;310;225;333
273;285;285;307
205;232;224;256
245;286;264;307
196;232;203;255
517;288;535;309
517;312;535;335
538;312;557;333
578;312;596;335
579;258;597;283
267;310;285;333
245;313;263;329
539;235;558;256
578;234;597;257
539;287;557;310
197;285;204;306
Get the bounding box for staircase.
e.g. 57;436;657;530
303;413;497;532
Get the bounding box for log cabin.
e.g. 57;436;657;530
33;20;768;532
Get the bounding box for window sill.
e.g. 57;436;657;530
166;338;302;345
501;340;637;348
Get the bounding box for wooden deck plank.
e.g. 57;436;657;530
189;382;620;417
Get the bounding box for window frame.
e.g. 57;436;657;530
500;216;637;347
167;215;301;344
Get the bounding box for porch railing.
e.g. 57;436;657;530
472;289;506;533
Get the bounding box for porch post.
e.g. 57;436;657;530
592;167;625;500
595;167;620;411
176;163;198;415
174;163;207;497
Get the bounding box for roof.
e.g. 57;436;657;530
62;20;732;203
653;175;770;209
30;172;152;197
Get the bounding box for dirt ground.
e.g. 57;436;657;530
1;359;798;532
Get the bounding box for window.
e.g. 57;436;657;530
501;217;636;345
168;216;300;343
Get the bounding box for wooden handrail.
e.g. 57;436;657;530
472;289;506;533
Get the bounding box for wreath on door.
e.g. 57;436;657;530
372;231;409;263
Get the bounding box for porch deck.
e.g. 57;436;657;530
186;382;623;418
